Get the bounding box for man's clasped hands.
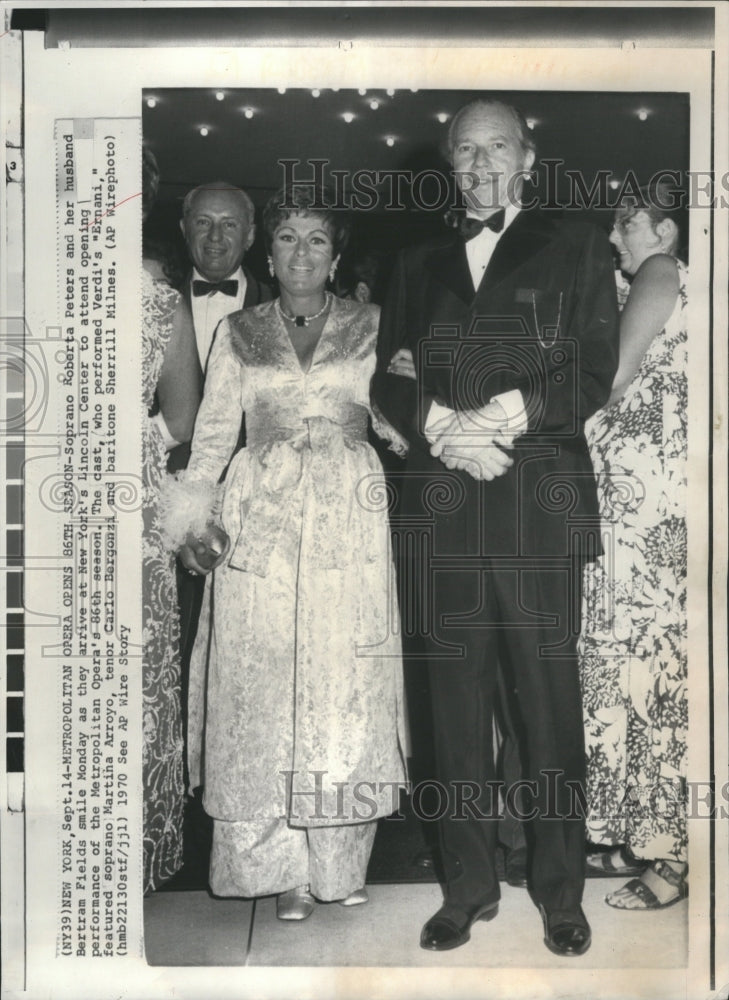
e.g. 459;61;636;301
387;348;517;481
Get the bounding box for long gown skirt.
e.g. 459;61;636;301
189;464;405;899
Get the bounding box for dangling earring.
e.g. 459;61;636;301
267;255;275;278
329;255;339;284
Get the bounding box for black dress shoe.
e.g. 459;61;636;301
420;900;499;951
411;848;435;870
504;846;528;888
539;904;591;957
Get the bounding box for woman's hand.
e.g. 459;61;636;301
387;348;416;380
179;524;230;576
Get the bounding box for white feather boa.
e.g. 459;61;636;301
158;473;223;551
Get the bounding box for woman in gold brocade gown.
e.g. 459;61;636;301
162;183;407;921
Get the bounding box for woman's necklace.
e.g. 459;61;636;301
277;292;331;328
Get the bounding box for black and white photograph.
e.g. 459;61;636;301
140;84;694;969
0;5;727;1000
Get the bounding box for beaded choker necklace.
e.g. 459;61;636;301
277;293;331;328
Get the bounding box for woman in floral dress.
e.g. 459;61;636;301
162;184;407;921
578;187;688;909
141;147;202;890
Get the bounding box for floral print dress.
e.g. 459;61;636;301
141;271;185;891
578;260;688;863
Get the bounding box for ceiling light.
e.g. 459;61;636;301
146;97;157;109
358;88;367;96
609;178;620;190
385;136;396;147
369;99;380;110
636;108;649;121
311;89;321;98
277;87;287;95
342;112;355;123
410;88;418;93
526;118;537;130
243;108;254;119
436;112;449;124
386;88;395;97
215;91;225;101
199;126;209;137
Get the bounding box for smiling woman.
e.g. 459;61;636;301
160;181;408;922
272;215;336;302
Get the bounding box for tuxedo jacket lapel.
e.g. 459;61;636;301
422;211;557;314
182;275;193;311
425;235;474;306
474;210;556;301
243;269;263;307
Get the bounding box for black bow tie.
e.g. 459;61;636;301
192;278;239;297
459;209;506;240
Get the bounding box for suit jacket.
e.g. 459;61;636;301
167;267;272;473
372;209;620;561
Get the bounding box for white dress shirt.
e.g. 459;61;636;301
190;265;247;371
464;202;520;291
151;266;247;450
426;204;527;442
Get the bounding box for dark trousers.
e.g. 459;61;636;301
494;662;528;855
425;559;586;912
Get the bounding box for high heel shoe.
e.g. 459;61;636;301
276;884;315;921
338;887;369;907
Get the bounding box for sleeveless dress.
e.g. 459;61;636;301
578;259;688;863
165;295;407;899
141;270;185;890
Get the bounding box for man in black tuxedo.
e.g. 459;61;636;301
373;99;619;956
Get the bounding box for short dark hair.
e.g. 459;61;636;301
445;99;536;162
262;184;350;257
615;181;686;257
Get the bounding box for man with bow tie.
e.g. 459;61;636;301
180;181;271;371
373;98;619;957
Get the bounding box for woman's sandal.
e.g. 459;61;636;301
338;888;369;907
605;859;689;910
586;844;649;878
276;884;316;921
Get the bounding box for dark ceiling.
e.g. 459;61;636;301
144;86;690;215
142;85;691;279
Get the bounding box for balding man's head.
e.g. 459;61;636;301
180;182;256;281
447;100;536;215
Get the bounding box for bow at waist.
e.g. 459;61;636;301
226;403;374;575
245;403;369;451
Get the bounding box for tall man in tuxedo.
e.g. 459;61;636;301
373;99;619;956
